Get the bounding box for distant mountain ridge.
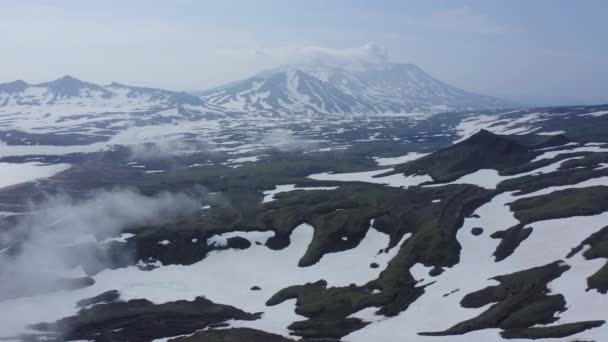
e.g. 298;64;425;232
0;63;514;117
0;75;202;107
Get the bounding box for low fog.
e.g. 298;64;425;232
0;188;201;301
128;139;202;160
260;129;321;151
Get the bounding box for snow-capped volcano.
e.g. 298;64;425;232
199;63;513;116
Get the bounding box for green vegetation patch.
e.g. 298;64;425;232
509;186;608;225
419;261;570;336
500;320;605;339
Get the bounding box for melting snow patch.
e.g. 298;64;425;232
430;169;508;190
373;152;429;166
262;184;339;203
581;110;608;117
532;145;608;162
410;263;436;287
207;231;275;248
101;233;135;243
536;130;566;135
226;156;260;164
0;162;71;189
308;169;432;188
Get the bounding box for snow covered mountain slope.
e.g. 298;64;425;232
199;63;513;116
0;76;225;143
0;75;204;108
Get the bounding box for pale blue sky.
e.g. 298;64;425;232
1;0;606;105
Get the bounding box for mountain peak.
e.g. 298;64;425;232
44;75;88;86
0;80;29;93
35;75;110;99
56;75;80;82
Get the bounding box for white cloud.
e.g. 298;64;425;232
222;43;390;70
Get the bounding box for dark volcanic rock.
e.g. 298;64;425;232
30;296;261;342
471;227;484;236
251;286;262;291
226;236;252;249
500;320;605;339
491;225;533;262
76;290;120;308
168;327;341;342
370;262;379;269
429;266;444;277
169;327;295;341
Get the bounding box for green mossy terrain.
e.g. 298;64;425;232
509;186;608;225
8;118;608;340
381;130;567;183
30;296;260;342
259;184;492;338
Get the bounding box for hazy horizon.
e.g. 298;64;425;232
1;0;607;106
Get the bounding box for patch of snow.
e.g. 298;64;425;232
431;156;587;190
532;145;608;162
262;184;339;203
207;231;275;248
373;152;429;166
0;162;71;189
581;110;608;117
227;156;260;164
536;130;566;135
308;169;432;188
101;233;135;243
